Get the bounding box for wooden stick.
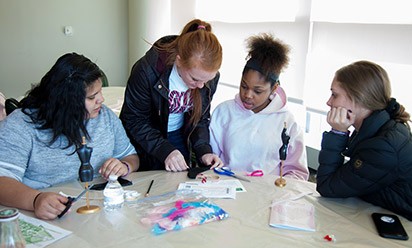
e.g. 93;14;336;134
85;182;90;208
279;160;284;179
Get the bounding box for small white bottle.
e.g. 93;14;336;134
103;174;124;211
0;208;26;248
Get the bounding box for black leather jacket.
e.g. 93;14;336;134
317;109;412;220
120;36;219;171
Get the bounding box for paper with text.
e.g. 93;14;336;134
177;181;238;199
19;214;71;248
269;200;315;231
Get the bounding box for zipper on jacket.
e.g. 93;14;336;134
341;131;357;157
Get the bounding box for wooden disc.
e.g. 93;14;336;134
76;205;100;214
275;178;287;187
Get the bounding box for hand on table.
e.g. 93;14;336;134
165;150;189;172
201;153;224;169
99;158;129;179
33;192;69;220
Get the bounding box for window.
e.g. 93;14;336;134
195;0;299;23
185;0;412;153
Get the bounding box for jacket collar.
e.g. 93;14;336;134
345;110;390;155
145;36;178;99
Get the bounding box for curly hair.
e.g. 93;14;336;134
243;33;290;86
20;52;103;149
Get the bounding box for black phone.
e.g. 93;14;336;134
187;167;210;179
371;213;409;240
89;177;133;191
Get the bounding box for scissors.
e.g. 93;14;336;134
213;167;251;182
246;170;264;177
58;184;94;218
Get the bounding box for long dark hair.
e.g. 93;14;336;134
20;52;103;149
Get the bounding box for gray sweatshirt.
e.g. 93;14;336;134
0;105;136;189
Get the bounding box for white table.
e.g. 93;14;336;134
101;86;125;116
11;170;411;247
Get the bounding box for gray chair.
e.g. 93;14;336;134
5;98;20;115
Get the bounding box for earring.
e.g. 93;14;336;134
269;94;275;100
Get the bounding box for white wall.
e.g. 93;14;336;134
305;23;412;112
303;5;412;152
2;0;410;105
211;21;310;100
128;0;171;70
186;0;311;102
0;0;128;98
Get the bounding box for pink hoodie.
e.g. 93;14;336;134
209;86;309;180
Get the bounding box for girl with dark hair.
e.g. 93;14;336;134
120;19;223;172
317;60;412;220
209;33;309;180
0;53;139;220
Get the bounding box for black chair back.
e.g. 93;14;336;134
5;98;20;115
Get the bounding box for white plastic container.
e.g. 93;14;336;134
103;174;124;211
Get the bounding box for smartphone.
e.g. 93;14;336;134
187;167;210;179
371;213;409;240
90;177;132;191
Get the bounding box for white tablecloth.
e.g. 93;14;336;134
101;86;125;116
14;170;412;248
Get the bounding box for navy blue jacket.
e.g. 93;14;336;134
317;110;412;220
120;36;219;171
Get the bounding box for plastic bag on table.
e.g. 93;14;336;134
135;189;229;235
